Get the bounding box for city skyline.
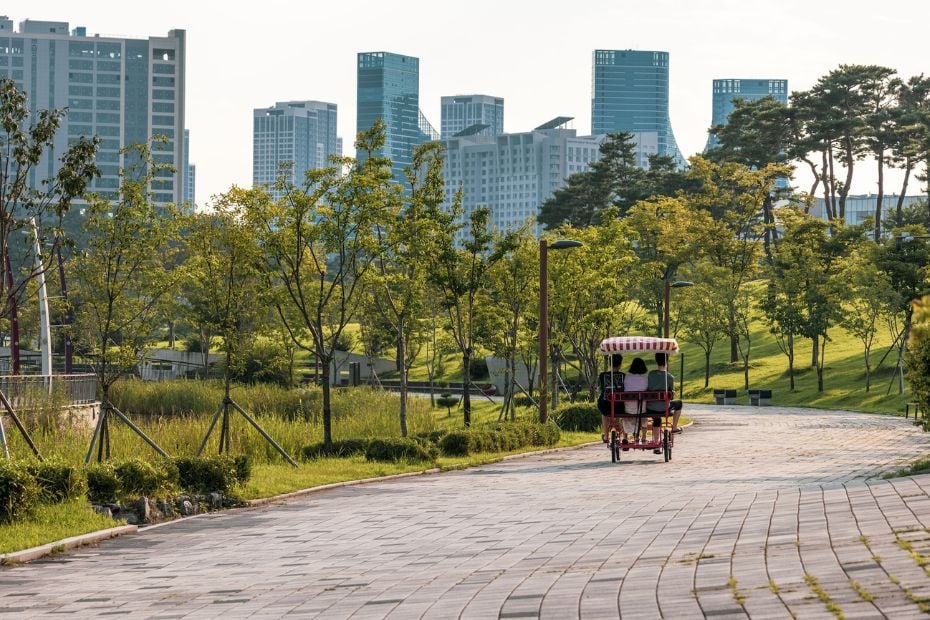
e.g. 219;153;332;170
5;0;930;207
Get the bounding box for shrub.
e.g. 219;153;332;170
115;458;176;497
0;461;39;522
27;459;87;503
86;463;120;504
365;438;435;463
231;340;292;386
413;430;447;444
438;431;470;456
233;455;252;485
302;438;370;460
512;395;536;408
174;456;239;494
469;358;490;380
554;403;600;432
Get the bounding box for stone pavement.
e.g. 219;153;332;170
3;405;930;619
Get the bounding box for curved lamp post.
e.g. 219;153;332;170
539;239;583;424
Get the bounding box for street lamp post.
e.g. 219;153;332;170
663;280;694;339
539;239;582;424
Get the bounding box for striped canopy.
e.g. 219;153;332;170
599;336;679;355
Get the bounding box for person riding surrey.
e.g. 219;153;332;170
623;357;662;453
647;352;684;433
597;353;625;443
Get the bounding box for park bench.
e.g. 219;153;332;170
905;402;923;419
747;389;772;406
713;389;737;406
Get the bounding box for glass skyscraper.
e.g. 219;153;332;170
0;17;187;205
357;51;432;182
705;79;788;150
440;95;504;138
591;49;684;167
252;100;339;199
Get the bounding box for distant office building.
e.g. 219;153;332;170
0;17;186;204
357;51;437;182
591;49;685;167
182;129;195;210
705;79;788;151
252;100;339;199
440;95;504;138
437;117;654;242
811;194;925;229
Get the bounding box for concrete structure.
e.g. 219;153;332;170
811;194;925;228
592;49;685;167
252;100;339;199
356;51;437;183
440;95;504;138
438;117;624;242
705;78;788;151
0;17;187;204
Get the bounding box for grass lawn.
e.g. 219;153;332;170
0;500;123;556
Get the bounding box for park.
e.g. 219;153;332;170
1;58;930;618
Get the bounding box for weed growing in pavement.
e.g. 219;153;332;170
848;579;873;603
804;573;845;620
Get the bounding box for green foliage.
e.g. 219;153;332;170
0;461;40;522
469;357;490;380
26;459;87;504
554;403;601;432
906;295;930;431
437;421;560;456
302;439;370;460
114;458;177;497
364;438;436;463
230;339;292;386
85;463;120;504
174;456;242;494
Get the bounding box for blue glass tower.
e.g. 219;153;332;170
357;51;424;181
705;79;788;150
591;49;684;166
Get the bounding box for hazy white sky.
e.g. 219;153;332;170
11;0;930;206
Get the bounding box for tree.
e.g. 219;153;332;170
369;142;445;436
0;79;98;386
860;68;901;241
249;122;392;448
677;274;728;388
838;246;894;392
905;295;930;430
71;143;182;461
430;206;498;427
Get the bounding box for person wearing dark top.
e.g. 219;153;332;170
597;353;625;443
646;352;684;433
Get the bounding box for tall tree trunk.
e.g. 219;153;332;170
811;335;818;369
874;152;884;242
816;336;825;393
397;322;408;437
321;354;333;447
704;350;711;388
729;305;738;363
787;333;795;391
821;150;835;220
896;159;912;228
743;356;749;391
168;321;175;348
762;194;774;266
897;312;912;395
462;351;472;427
828;147;839;221
839;140;855;222
864;346;871;392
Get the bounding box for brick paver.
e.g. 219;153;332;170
3;404;930;618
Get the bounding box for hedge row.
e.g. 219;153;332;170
301;421;560;463
0;455;253;521
437;421;560;457
554;403;601;432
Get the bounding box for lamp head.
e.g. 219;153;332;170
549;239;583;250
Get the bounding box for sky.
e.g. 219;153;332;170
10;0;930;207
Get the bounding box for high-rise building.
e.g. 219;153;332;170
591;49;685;167
0;17;187;204
182;129;195;210
357;51;436;181
705;79;788;150
440;95;504;138
437;117;647;242
252;100;339;199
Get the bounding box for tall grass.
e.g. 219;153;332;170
4;382;439;466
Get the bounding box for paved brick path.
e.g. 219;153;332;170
3;405;930;619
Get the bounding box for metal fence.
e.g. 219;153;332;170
0;373;97;408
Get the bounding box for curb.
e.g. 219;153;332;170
0;524;137;566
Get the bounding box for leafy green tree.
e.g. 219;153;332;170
677;272;728;388
905;295;930;430
248;121;392;447
838;246;894;392
893;75;930;228
71;143;183;460
370;142;446;436
861;68;901;241
430;206;498;427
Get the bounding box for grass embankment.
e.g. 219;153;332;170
0;500;121;555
